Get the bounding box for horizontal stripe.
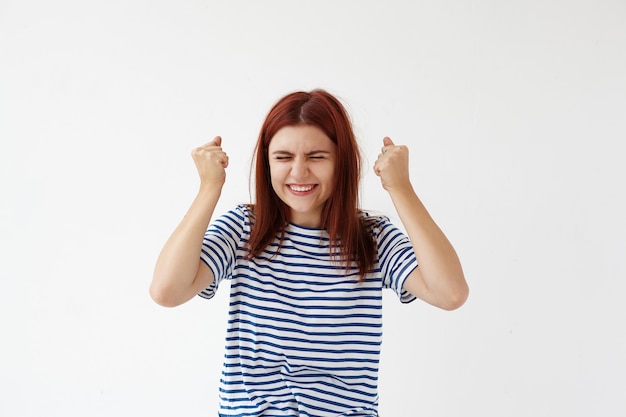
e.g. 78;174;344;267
227;301;382;324
200;205;417;416
227;318;382;338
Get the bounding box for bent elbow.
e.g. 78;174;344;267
149;281;180;308
441;284;469;311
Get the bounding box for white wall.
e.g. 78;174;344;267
1;0;625;415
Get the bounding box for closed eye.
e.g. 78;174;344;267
308;151;331;159
271;150;331;160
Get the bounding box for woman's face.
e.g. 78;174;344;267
268;125;337;228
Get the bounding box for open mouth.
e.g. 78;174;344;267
288;184;316;192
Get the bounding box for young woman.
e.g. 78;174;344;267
150;89;468;416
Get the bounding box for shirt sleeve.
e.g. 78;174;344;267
197;205;247;300
373;216;419;304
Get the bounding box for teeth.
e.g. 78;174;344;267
290;185;314;192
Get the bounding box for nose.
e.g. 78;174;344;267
290;157;309;179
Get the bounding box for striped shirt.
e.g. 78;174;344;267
199;205;418;416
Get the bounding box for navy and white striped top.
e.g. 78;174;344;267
199;205;418;417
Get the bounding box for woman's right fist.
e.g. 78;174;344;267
191;136;229;184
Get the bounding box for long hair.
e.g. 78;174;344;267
246;89;376;279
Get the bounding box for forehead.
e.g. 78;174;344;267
268;125;335;151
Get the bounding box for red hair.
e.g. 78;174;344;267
246;89;375;279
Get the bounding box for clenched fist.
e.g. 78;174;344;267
373;136;411;191
191;136;229;185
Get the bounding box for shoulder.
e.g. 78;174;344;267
210;204;252;231
221;204;252;221
359;210;391;232
234;204;252;217
359;210;409;246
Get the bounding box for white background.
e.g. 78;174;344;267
1;0;625;416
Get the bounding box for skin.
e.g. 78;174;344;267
374;136;468;310
150;131;468;310
268;125;337;228
150;136;226;307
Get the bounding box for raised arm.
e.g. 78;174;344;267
374;137;468;310
150;136;229;307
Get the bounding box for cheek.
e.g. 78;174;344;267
322;165;336;185
271;180;283;195
268;164;284;190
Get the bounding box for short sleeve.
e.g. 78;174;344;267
372;216;419;304
198;205;247;299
